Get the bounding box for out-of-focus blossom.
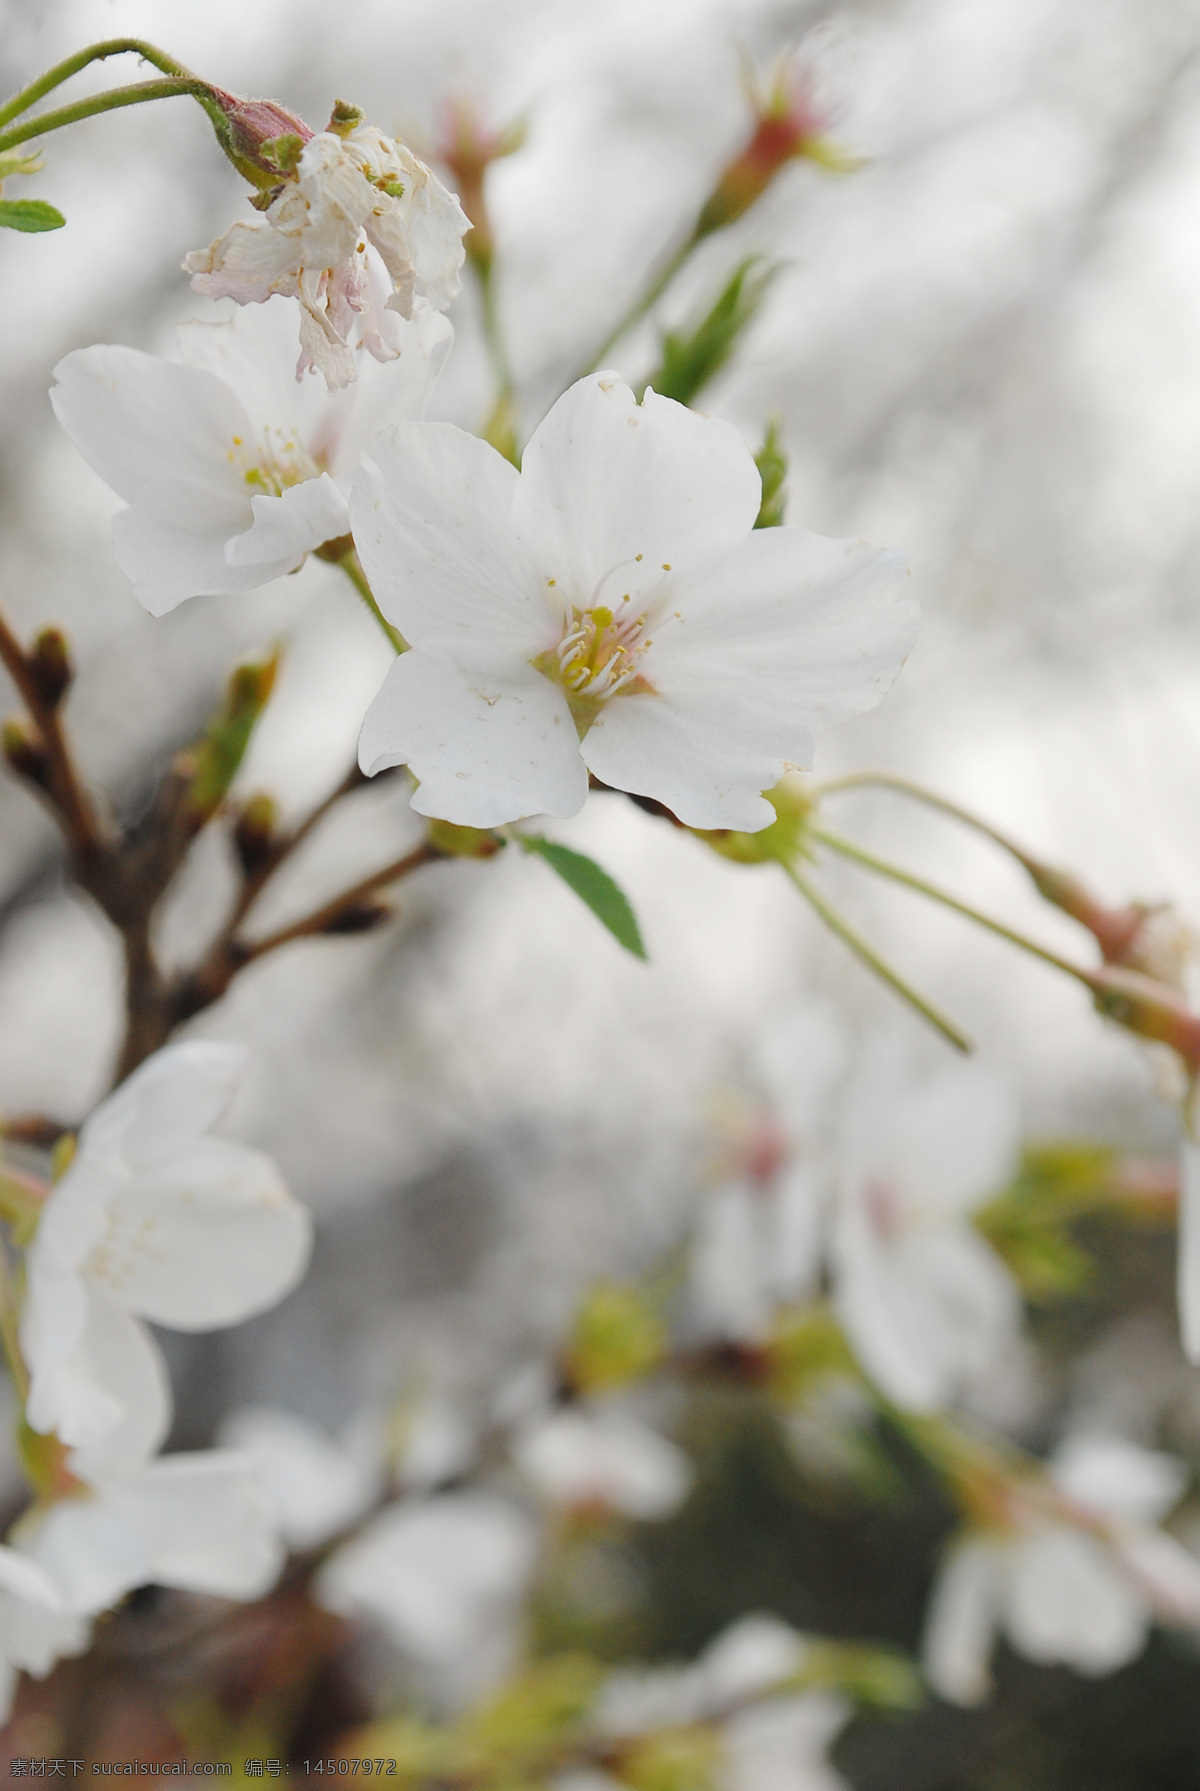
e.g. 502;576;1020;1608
512;1406;692;1520
594;1614;810;1733
185;120;468;390
0;1547;88;1724
830;1056;1021;1413
14;1449;284;1618
352;373;915;829
219;1405;383;1551
316;1491;537;1708
20;1041;312;1472
51;300;450;615
923;1435;1200;1704
690;1006;847;1341
722;1691;852;1791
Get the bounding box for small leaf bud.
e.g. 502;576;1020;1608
233;793;279;874
26;627;72;708
323;899;393;935
2;718;50;787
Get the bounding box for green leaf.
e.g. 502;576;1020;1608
754;413;788;528
643;256;777;409
522;836;648;959
0;198;66;232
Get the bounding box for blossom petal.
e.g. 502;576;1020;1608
92;1137;312;1330
513;1410;692;1520
351;425;547;654
514;378;761;603
1005;1526;1147;1674
51;345;252;504
921;1538;1002;1706
1051;1435;1188;1527
112;479;293;614
81;1040;246;1169
22;1451;283;1615
642;526;916;735
358;650;587;825
219;1405;381;1551
226;473;349;567
51;1293;171;1474
581;688;795;830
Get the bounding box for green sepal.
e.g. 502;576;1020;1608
0;199;66;232
644;255;777;409
754;413;788;527
188;650;280;822
521;836;648;960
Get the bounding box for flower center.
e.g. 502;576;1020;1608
534;556;673;733
229;425;321;497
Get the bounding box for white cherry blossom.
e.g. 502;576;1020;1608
722;1692;852;1791
922;1435;1200;1705
512;1406;692;1520
316;1491;537;1709
352;374;917;829
0;1546;88;1723
51;296;451;616
218;1405;383;1551
14;1449;284;1619
185;125;468;390
690;1005;847;1342
20;1041;312;1471
594;1614;811;1734
829;1055;1021;1413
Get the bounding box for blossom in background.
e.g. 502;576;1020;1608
352;373;916;829
316;1490;538;1709
185;121;469;390
593;1614;849;1790
690;1005;847;1342
829;1054;1021;1413
923;1434;1200;1704
219;1406;384;1552
51;298;450;615
512;1406;692;1520
0;1547;88;1723
20;1041;312;1474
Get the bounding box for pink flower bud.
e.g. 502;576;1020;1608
204;88;315;186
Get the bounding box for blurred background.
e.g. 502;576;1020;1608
3;0;1200;1782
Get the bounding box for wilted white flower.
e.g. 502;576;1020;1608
829;1055;1021;1413
512;1407;692;1520
51;298;450;615
219;1405;384;1551
20;1041;312;1472
185;124;468;390
923;1435;1200;1705
316;1491;537;1708
352;374;916;829
14;1449;284;1618
0;1546;89;1723
691;1006;847;1342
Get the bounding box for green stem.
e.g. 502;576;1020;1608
0;1242;29;1403
783;860;972;1053
0;39;194;131
815;769;1035;869
810;824;1091;985
336;548;405;654
0;76;219;155
580;233;698;377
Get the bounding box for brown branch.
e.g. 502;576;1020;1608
0;603;105;860
170;839;444;1024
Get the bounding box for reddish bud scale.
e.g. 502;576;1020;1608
1087;964;1200;1072
436;102;515;274
696;107;820;238
205;88;315;186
